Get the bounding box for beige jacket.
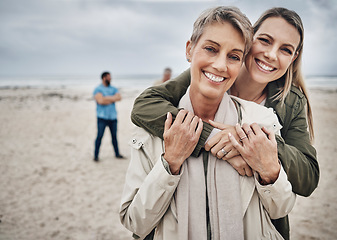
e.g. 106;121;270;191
120;99;296;240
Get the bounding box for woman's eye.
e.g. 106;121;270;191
282;48;293;55
258;37;270;44
205;46;217;53
229;55;241;61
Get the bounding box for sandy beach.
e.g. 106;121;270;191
0;86;336;240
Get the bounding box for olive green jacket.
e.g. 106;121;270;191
131;69;319;239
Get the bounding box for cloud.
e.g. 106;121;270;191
0;0;336;76
133;0;216;2
300;0;337;75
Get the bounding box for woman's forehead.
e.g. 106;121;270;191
255;17;300;48
200;22;245;45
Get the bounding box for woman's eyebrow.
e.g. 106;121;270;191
205;39;220;46
258;33;296;50
258;33;273;39
205;39;244;53
232;48;244;54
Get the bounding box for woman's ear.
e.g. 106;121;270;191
186;40;192;62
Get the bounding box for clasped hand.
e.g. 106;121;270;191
228;123;280;184
163;110;203;175
205;120;253;176
163;111;280;181
205;121;280;182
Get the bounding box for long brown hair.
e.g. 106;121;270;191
254;7;314;141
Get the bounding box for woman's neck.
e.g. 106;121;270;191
230;65;268;104
189;90;220;121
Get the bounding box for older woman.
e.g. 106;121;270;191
120;6;294;240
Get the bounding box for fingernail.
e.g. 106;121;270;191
167;112;170;118
228;132;232;137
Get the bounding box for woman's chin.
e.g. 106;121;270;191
200;88;224;101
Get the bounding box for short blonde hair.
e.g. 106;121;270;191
190;6;253;58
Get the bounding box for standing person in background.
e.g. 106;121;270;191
153;67;172;85
93;71;125;161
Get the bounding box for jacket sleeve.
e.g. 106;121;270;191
276;98;319;197
131;68;214;157
255;165;296;219
119;136;180;238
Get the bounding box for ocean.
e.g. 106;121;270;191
0;74;336;90
0;74;161;91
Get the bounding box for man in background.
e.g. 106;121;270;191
93;71;124;161
153;67;172;85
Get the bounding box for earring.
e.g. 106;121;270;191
187;58;190;62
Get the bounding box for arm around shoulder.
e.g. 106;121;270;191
131;68;214;157
276;94;319;197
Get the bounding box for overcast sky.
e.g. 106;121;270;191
0;0;336;77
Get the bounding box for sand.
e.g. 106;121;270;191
0;86;336;240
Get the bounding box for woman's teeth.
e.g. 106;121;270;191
256;60;274;71
204;72;225;82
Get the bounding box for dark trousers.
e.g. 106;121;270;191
94;118;120;158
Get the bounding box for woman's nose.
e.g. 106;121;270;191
264;46;278;61
212;55;228;72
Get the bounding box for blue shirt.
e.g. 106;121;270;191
93;84;119;120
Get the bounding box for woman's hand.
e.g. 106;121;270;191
163;110;203;175
229;123;280;184
205;120;241;160
205;120;253;176
227;156;253;177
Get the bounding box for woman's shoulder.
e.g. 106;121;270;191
231;96;282;133
130;127;161;148
288;85;306;100
130;126;164;164
284;85;307;110
267;82;308;123
268;81;307;107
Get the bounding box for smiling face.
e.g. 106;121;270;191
244;17;300;85
187;21;245;102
